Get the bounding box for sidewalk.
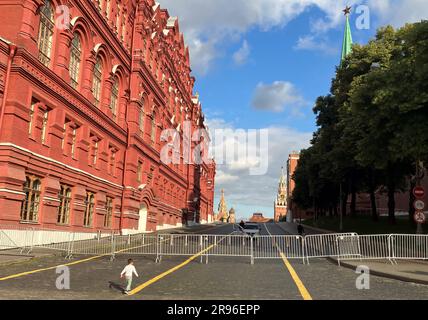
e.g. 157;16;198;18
337;259;428;285
276;222;428;286
0;223;222;266
0;248;55;266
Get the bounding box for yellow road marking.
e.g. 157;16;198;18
264;223;313;301
0;233;219;282
280;253;313;300
0;254;104;281
0;240;157;281
128;244;215;296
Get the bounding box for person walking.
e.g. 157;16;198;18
297;224;305;236
120;258;139;295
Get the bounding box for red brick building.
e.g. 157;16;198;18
0;0;215;234
249;213;271;223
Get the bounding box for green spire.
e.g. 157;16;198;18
341;7;353;62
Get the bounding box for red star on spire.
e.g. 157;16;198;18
343;6;352;16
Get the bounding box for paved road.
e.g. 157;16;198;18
0;223;427;300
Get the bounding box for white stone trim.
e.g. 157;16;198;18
43;197;61;202
0;188;26;196
0;143;123;189
74;202;86;207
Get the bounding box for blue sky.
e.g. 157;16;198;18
159;0;427;220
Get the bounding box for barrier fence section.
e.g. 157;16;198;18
0;225;33;253
390;234;428;262
304;233;358;264
254;235;305;264
1;226;428;264
337;234;392;263
0;226;118;257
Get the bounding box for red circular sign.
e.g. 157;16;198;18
414;211;426;224
414;187;425;198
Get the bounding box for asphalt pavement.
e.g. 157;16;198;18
0;223;427;300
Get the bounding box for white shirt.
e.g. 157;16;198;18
121;265;139;279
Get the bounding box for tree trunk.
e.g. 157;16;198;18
341;192;348;218
387;165;396;225
368;170;378;222
369;189;378;222
350;189;357;217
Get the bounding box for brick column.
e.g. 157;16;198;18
102;73;114;115
81;51;97;101
17;0;44;54
54;28;74;81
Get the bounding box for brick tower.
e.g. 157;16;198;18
274;167;287;222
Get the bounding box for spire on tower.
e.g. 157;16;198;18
341;6;353;62
217;189;228;222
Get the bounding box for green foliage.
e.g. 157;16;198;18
292;21;428;223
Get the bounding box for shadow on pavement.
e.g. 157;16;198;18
108;281;125;294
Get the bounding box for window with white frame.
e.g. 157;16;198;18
83;192;95;227
57;184;72;225
37;0;55;67
93;57;103;107
21;176;42;223
69;33;82;89
110;77;119;120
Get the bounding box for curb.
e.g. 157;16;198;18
326;257;428;286
277;223;428;286
300;224;331;234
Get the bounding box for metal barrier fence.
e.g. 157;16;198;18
304;233;358;264
337;234;392;264
390;234;428;262
0;226;118;256
1;226;428;264
0;225;33;253
254;235;304;263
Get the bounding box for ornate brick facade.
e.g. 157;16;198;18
0;0;215;233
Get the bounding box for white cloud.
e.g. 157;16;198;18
158;0;364;74
233;40;251;66
159;0;428;74
204;118;312;214
216;171;240;184
251;81;307;113
294;35;338;55
373;0;428;27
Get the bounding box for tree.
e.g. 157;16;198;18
292;21;428;227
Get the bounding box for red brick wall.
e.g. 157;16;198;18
0;0;215;233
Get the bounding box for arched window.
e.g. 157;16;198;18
110;77;119;120
21;176;42;222
83;192;95;227
104;197;113;228
139;106;145;134
69;33;82;89
93;57;103;107
57;185;72;225
37;0;55;67
151;111;156;143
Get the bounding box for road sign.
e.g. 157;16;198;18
414;211;426;224
414;200;425;211
413;186;425;198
